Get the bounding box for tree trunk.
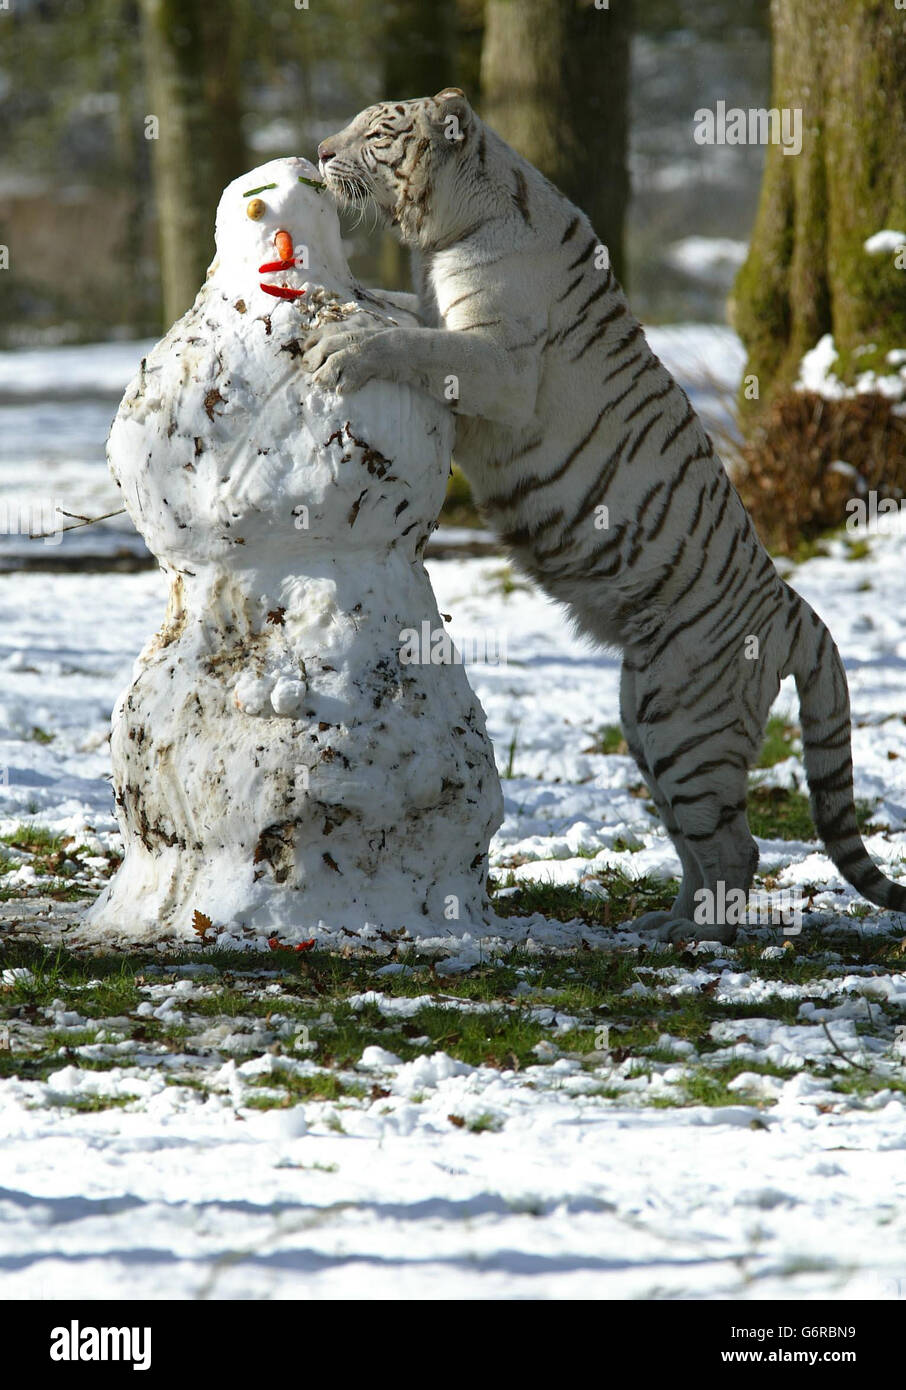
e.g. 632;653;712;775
139;0;247;326
480;0;632;283
732;0;906;416
112;7;156;336
379;0;457;291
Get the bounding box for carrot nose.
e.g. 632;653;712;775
259;227;298;274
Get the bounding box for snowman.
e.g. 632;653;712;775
82;156;503;947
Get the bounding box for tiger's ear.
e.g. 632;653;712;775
432;87;472;137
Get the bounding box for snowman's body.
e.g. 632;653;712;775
84;158;503;945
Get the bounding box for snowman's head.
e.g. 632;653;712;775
209;156;351;305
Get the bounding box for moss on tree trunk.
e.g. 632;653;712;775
733;0;906;416
480;0;632;283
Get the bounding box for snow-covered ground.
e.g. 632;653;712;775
3;1057;905;1301
1;333;906;1301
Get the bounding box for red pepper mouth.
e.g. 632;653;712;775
259;282;306;300
258;228;305;300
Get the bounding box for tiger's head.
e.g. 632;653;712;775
317;89;484;248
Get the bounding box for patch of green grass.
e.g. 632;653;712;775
164;1074;211;1094
0;882;93;903
593;868;681;925
600;990;806;1063
330;999;545;1070
0;826;110;892
246;1070;366;1103
439;464;481;528
787;536;832;565
757;715;799;769
671;1071;748;1107
0;1049;132;1083
1;826;64;853
829;1071;906;1099
27;726;55;745
733;941;831;985
503;726;520;779
72;979;144;1019
244;1093;298;1112
855;798;884;832
43;1028;104;1049
746;786;815;841
745;926;906;977
584;724;628;756
711;1057;797;1082
746;784;879;841
465;1112;503;1133
652;1062;788;1110
186;988;277;1020
493;877;609;926
844;537;872;561
43;1093;138;1113
491;867;679;929
0;944;221;1018
487;565;529;599
157;1021;193;1045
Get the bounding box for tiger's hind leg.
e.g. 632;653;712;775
662;817;760;944
623;666;760;943
619;666;705;933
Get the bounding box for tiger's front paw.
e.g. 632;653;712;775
315;348;375;394
302;327;378;393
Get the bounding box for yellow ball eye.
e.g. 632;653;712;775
246;198;266;221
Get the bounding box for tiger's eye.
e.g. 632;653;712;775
246;198;266;221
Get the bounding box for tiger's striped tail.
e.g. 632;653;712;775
790;595;906;912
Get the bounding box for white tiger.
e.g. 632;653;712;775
304;87;906;942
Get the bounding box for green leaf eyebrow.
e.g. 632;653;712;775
243;183;278;196
298;176;326;192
